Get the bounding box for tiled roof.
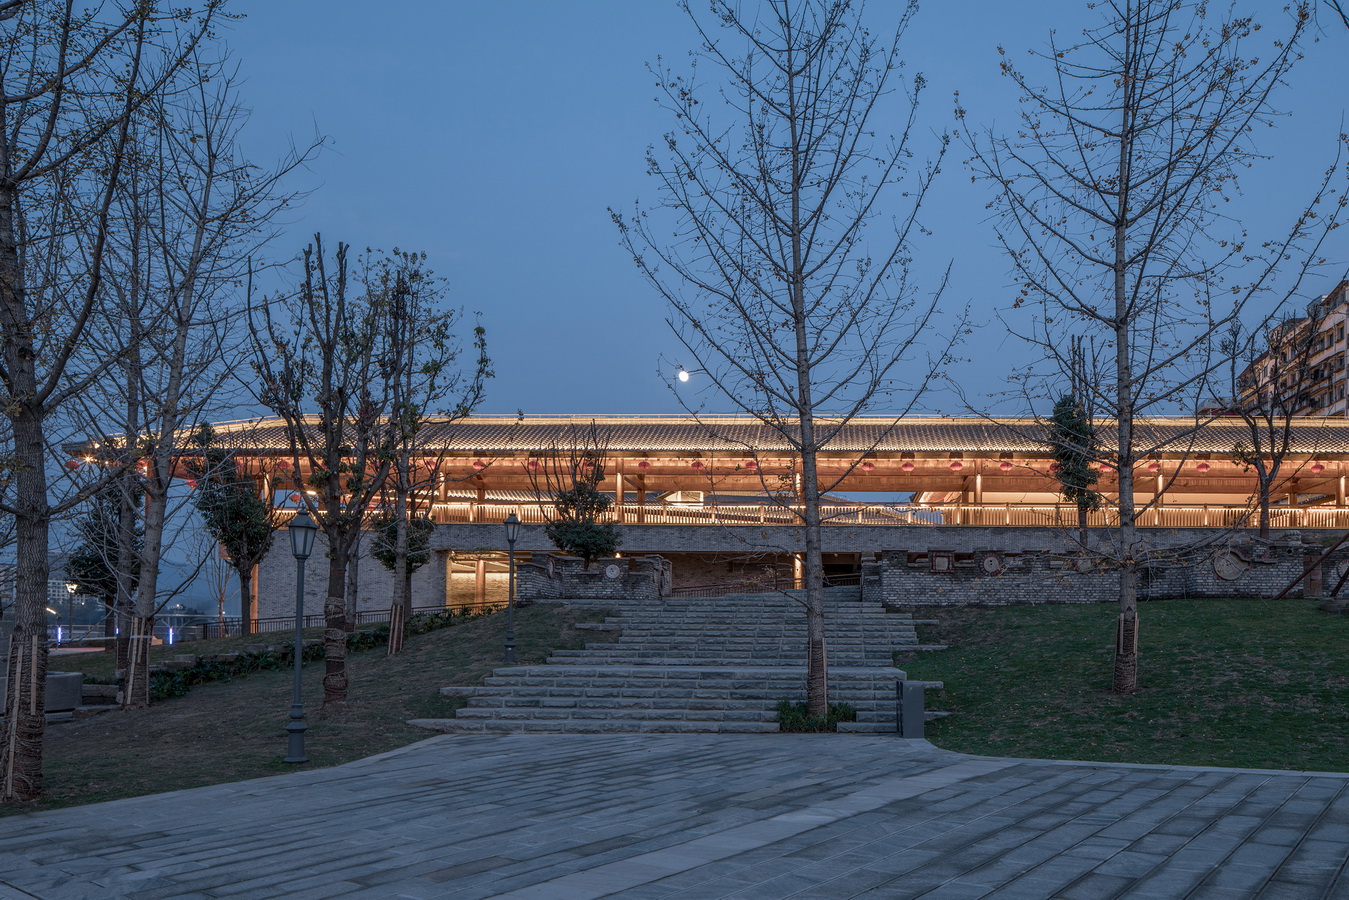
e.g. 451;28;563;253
89;414;1349;457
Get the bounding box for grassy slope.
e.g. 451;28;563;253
5;603;603;816
899;598;1349;772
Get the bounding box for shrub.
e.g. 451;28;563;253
776;700;858;733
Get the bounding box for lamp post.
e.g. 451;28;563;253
504;512;520;664
285;510;318;764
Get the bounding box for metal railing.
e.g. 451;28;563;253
427;500;1349;529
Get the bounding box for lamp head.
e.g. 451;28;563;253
504;512;521;545
289;510;318;560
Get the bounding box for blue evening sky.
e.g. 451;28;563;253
222;1;1349;418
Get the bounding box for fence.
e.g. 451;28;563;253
426;500;1349;530
50;601;503;646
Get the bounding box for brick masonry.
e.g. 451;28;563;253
516;553;669;603
867;529;1346;606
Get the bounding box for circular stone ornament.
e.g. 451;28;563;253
979;553;1004;576
604;563;622;581
1213;551;1250;582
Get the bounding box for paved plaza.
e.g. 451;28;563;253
2;735;1348;899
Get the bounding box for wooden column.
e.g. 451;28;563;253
475;558;487;606
792;553;804;590
637;473;647;523
615;470;626;523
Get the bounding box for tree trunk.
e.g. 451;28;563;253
323;550;349;705
1111;54;1140;696
344;531;360;634
801;445;828;717
239;569;255;635
0;172;52;798
0;400;51;802
122;614;155;709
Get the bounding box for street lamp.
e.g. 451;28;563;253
504;512;520;664
285;510;318;764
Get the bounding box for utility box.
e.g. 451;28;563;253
896;680;925;739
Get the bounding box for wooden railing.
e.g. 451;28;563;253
427;501;1349;529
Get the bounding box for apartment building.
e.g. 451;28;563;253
1240;280;1349;416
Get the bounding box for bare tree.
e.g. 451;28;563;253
250;237;407;706
964;0;1345;693
74;49;318;709
1227;284;1346;538
612;0;957;716
378;253;490;647
0;0;222;802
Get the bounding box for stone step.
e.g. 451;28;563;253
451;706;779;721
462;694;908;709
408;718;782;734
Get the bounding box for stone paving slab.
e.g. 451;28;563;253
1;735;1348;899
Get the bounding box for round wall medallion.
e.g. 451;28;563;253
1213;551;1250;582
604;563;622;581
979;553;1003;576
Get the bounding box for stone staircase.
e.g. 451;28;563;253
414;587;937;735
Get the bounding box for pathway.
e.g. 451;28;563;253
2;734;1347;899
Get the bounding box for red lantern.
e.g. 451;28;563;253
861;461;875;471
690;460;704;469
1312;463;1326;474
999;461;1013;471
744;460;758;470
1147;462;1160;473
289;492;301;503
901;461;914;472
65;459;81;470
186;479;198;489
1196;462;1211;474
526;459;540;470
472;460;486;470
637;460;651;470
949;461;963;472
277;460;290;470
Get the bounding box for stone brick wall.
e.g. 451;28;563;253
517;554;670;603
877;531;1344;606
256;533;449;621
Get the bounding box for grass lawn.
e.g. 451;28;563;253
4;603;603;816
899;598;1349;772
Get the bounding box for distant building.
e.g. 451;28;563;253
1240;280;1349;416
